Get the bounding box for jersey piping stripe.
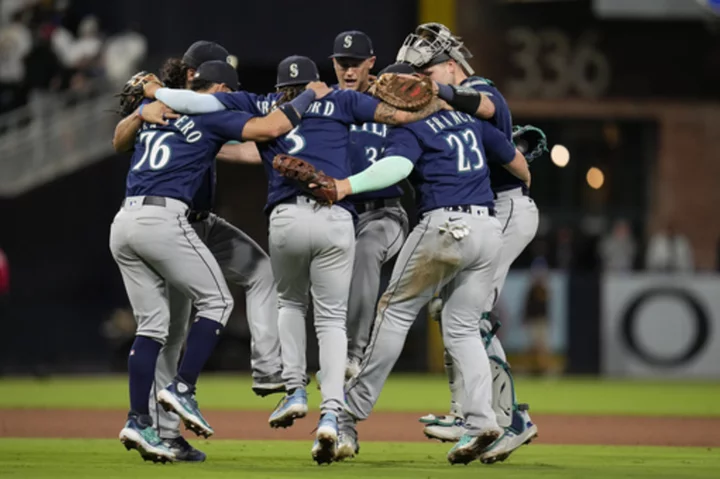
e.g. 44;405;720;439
501;198;515;234
346;217;430;397
176;215;230;322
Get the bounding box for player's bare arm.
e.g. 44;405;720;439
373;99;443;125
112;102;179;152
217;142;261;164
241;108;296;142
503;149;531;188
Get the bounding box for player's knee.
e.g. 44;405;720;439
195;294;234;325
278;296;308;314
442;320;480;342
250;256;275;289
355;237;385;264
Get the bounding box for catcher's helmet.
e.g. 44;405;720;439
396;23;474;75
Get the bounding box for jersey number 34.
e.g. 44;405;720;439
133;131;174;171
446;129;485;173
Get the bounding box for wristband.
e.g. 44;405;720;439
287;89;317;117
448;86;482;116
137;103;146;120
278;103;302;127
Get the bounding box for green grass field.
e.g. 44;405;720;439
1;374;719;416
0;440;718;479
1;375;718;478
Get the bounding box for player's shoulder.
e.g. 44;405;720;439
461;76;503;96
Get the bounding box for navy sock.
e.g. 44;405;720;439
128;336;162;415
177;317;223;386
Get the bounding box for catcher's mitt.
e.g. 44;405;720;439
272;154;338;205
368;73;434;111
512;124;549;163
115;71;164;117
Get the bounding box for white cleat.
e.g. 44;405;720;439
334;432;359;461
480;422;538;464
423;416;466;442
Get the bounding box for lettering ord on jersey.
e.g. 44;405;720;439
305;101;335;116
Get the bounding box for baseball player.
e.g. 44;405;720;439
155;55;443;464
113;41;285;461
310;65;532;463
330;31;409;379
113;60;307;462
397;23;540;463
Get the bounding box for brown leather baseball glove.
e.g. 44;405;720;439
272;154;338;205
368;73;435;111
115;71;164;117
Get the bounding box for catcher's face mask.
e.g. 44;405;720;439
396;22;475;76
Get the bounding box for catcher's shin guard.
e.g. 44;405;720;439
489;354;528;429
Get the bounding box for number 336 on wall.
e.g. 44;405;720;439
506;28;611;99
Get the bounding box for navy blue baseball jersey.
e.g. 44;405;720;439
348;121;404;202
382;110;517;215
461;76;524;194
216;89;381;214
214;91;269;116
125;110;253;207
327;85;403;202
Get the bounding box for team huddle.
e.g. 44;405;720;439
110;23;545;467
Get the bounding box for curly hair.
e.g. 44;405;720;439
273;85;305;107
160;58;191;89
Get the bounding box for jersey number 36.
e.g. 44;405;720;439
445;129;485;173
133;131;174;171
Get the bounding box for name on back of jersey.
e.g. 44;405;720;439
424;111;478;135
350;122;387;138
142;116;202;143
256;99;337;118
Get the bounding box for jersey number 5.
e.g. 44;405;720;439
446;129;485;173
133;131;174;171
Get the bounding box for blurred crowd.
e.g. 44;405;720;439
521;220;697;273
0;0;147;115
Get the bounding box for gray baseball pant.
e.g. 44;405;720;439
148;213;281;439
346;207;503;435
269;196;355;415
109;196;233;341
346;205;408;362
446;189;539;416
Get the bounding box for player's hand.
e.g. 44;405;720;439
333;178;352;201
143;81;162;99
306;81;332;100
140;101;180;126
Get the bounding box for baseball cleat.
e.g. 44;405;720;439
252;372;286;398
423;415;466;442
269;388;308;428
157;379;214;438
119;412;176;463
334;431;360;461
480;421;538;464
163;436;206;462
447;428;503;465
419;413;462;426
312;412;339;465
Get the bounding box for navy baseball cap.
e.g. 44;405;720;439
182;41;230;69
276;55;319;87
330;30;374;59
378;62;416;76
194;60;240;90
